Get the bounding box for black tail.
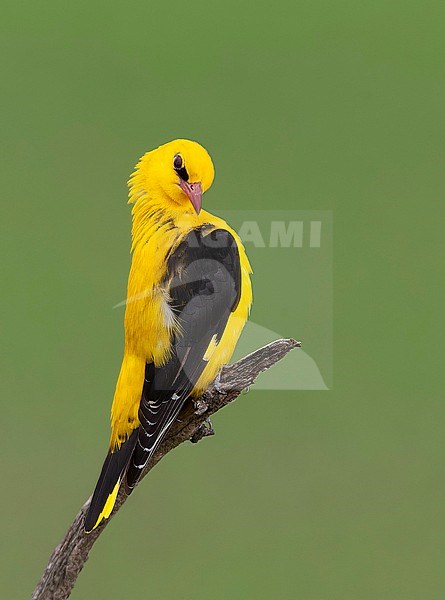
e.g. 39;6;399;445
84;430;138;532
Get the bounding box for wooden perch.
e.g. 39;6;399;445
31;338;300;600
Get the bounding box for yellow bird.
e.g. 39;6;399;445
84;139;252;532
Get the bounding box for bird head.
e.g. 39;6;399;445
128;139;215;214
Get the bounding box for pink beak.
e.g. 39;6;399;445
179;180;203;214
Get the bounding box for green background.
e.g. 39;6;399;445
1;1;444;598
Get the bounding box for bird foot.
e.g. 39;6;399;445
193;397;209;416
213;371;224;393
190;418;215;444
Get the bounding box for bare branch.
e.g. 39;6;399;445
31;338;300;600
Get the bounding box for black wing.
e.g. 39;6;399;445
125;226;241;489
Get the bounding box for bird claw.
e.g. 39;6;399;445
193;397;209;416
213;371;224;393
190;418;215;444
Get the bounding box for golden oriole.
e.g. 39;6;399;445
84;139;252;532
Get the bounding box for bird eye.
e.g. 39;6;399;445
173;154;183;170
173;153;189;181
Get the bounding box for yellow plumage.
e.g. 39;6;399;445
110;139;252;449
85;139;252;531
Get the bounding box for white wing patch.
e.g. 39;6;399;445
203;334;219;362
